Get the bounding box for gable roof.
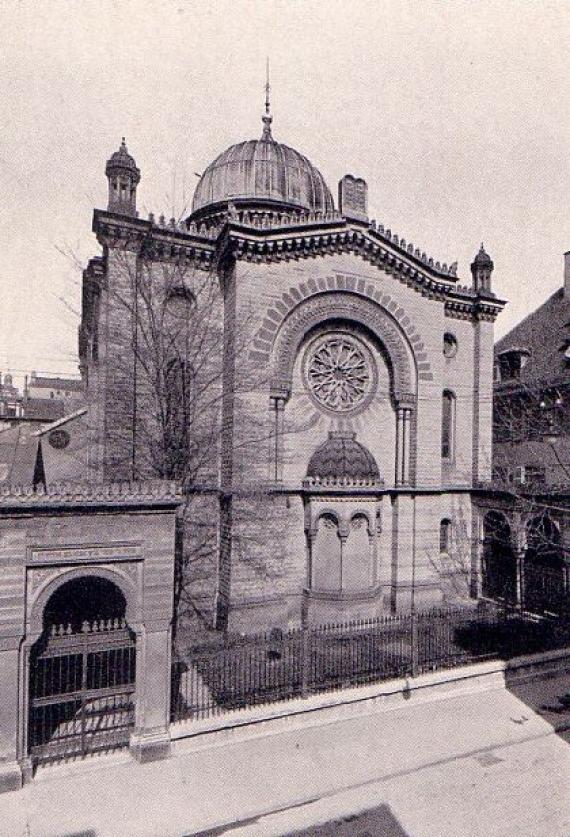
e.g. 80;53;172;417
495;287;569;385
0;423;39;485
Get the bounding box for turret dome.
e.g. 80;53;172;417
472;243;493;267
105;138;140;179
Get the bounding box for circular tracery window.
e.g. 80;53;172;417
304;333;374;413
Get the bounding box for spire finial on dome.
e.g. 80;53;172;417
261;57;273;141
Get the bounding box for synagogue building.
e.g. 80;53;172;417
65;98;505;632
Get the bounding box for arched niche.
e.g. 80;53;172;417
28;566;139;641
524;512;566;614
311;512;342;590
343;513;373;590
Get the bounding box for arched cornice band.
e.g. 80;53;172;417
249;273;433;402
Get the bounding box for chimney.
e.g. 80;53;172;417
564;251;570;296
338;175;368;223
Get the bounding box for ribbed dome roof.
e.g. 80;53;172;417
192;125;334;216
472;243;493;266
105;138;139;176
306;432;380;482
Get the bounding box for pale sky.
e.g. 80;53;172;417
2;0;570;384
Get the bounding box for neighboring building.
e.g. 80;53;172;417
0;374;85;483
0;373;83;430
74;102;505;633
0;374;22;420
25;371;83;403
478;255;570;614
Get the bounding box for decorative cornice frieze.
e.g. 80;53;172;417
224;223;481;308
91;208;507;320
92;210;215;270
219;208;457;279
445;297;506;323
0;480;182;508
302;475;384;490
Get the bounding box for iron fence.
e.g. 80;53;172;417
171;605;570;723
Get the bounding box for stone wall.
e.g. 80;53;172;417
0;483;180;790
214;251;488;627
83;226;497;633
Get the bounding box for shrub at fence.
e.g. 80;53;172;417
170;605;570;723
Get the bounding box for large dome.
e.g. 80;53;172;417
191;122;334;216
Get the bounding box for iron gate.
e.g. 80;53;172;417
523;560;569;616
28;619;136;765
481;550;517;603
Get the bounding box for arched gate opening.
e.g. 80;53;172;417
28;576;136;766
524;514;567;615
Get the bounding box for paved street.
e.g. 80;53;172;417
0;673;569;837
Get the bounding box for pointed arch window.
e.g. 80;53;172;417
162;358;194;479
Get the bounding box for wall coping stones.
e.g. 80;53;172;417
0;480;183;509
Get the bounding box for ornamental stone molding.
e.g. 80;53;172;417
255;293;424;405
28;544;142;565
93;210;215;270
251;274;432;393
0;480;182;508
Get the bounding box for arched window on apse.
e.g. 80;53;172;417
524;513;565;613
442;390;456;460
312;513;341;591
162;285;195;354
482;511;516;603
343;514;372;590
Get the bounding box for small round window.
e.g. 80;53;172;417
48;429;70;449
443;333;458;359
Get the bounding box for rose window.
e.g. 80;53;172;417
305;334;373;412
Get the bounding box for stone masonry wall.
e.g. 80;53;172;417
217;251;487;625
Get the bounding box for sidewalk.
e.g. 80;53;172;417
0;673;568;837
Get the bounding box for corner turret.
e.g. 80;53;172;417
105;138;140;216
470;243;494;293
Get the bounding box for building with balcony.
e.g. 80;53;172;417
477;254;570;614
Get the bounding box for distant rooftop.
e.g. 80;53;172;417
22;398;66;421
28;374;83;392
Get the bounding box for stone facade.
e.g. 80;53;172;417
77;116;506;635
0;481;180;791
